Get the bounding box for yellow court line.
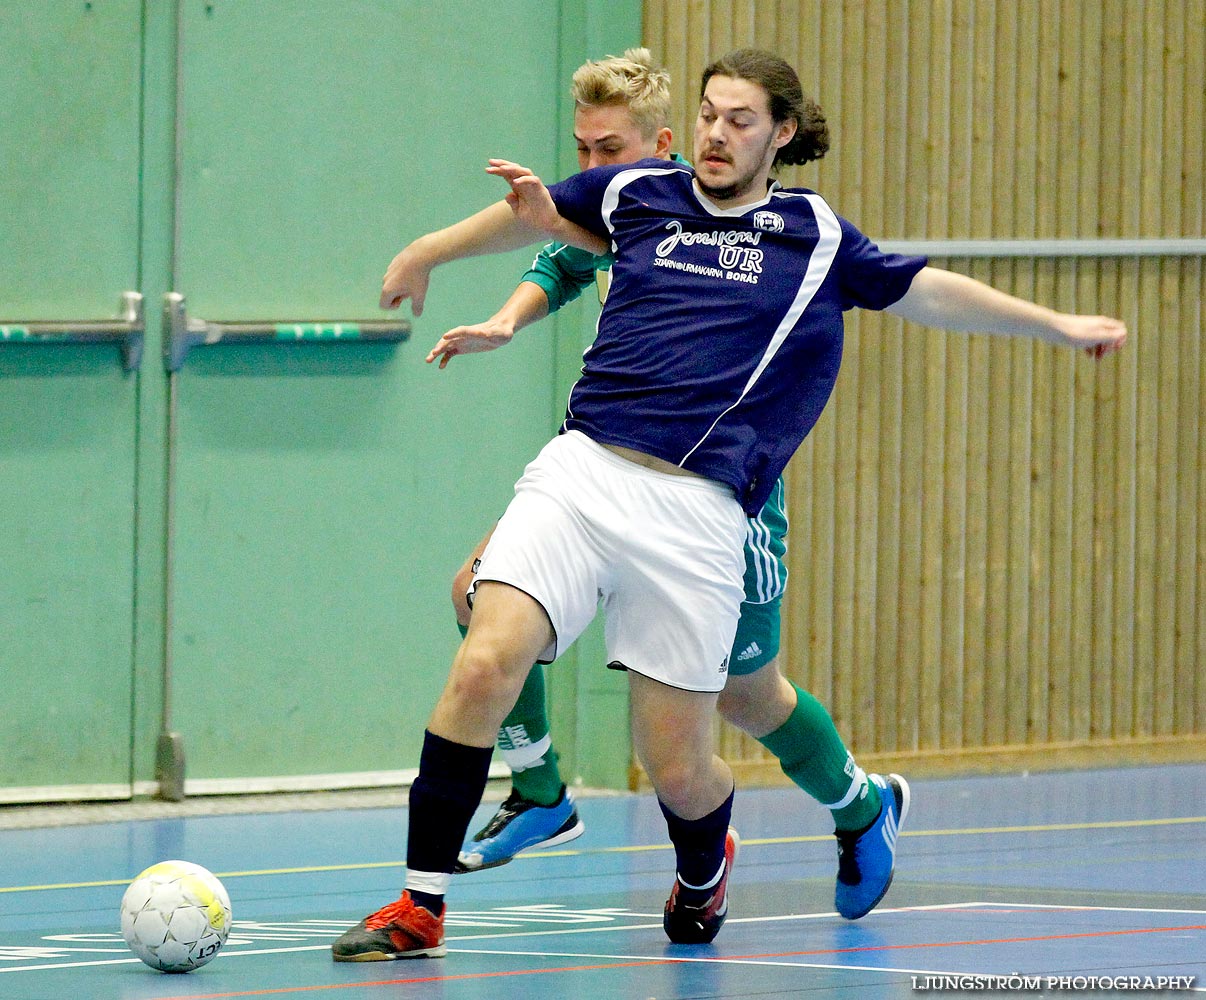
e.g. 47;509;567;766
541;814;1206;854
3;815;1201;896
0;861;404;894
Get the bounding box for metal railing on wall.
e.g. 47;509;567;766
879;238;1206;258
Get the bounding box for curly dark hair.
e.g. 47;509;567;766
700;49;829;167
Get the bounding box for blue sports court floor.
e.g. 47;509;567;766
2;763;1203;999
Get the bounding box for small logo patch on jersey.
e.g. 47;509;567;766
753;210;785;233
736;641;763;661
719;654;729;673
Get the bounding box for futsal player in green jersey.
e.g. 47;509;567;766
441;49;896;920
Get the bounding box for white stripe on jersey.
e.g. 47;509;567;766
600;167;687;234
678;193;843;469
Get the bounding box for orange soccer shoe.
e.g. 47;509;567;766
331;892;447;962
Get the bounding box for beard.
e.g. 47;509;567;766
695;133;778;201
696;167;759;202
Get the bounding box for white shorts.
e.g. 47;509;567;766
471;431;747;692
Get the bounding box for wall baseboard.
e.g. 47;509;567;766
0;762;512;806
632;734;1206;791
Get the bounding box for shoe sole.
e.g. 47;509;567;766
839;774;911;921
454;816;586;873
333;943;447;962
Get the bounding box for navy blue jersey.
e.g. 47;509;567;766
548;158;926;515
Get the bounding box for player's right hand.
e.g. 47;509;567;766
380;243;432;314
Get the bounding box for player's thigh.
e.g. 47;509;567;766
460;579;555;677
603;486;746;691
474;483;603;664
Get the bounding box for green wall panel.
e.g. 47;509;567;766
168;1;570;783
0;0;645;798
1;2;142;315
0;2;142;798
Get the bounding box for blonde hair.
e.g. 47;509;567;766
571;47;671;138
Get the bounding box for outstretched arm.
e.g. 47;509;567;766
380;160;608;315
424;280;550;368
380;201;540;314
886;266;1127;357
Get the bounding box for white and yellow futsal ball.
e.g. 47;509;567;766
119;860;232;973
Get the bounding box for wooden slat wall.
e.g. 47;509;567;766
642;0;1206;780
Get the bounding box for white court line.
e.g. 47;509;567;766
0;905;948;974
0;945;330;973
3;901;1202;976
966;902;1206;916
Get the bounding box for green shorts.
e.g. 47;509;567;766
729;476;788;675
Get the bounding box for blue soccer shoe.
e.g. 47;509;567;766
454;787;585;873
834;772;911;919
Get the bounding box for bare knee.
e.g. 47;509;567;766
447;637;524;704
717;663;795;739
643;753;720;816
451;530;496;629
716;685;750;729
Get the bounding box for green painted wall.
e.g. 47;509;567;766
0;1;143;796
0;0;641;801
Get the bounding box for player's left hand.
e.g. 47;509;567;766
1057;315;1128;358
486;159;562;234
426;318;516;368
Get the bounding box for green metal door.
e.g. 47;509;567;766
0;1;640;801
166;2;563;788
0;3;143;801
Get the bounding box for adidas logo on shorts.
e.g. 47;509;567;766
736;641;762;662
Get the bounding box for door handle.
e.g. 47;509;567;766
0;291;144;370
163;293;410;371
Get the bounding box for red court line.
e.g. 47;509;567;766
159;923;1206;999
156;960;662;999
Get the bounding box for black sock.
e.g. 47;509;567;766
659;787;734;903
405;730;493;911
408;889;444;914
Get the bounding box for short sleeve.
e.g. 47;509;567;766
548;157;685;241
835;217;928;311
547;169;614;241
522;242;611;314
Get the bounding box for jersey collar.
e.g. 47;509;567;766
690;178;783;217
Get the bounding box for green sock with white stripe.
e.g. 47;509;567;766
755;682;881;831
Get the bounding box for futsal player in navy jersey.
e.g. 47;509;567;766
443;50;905;925
333;48;1125;962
